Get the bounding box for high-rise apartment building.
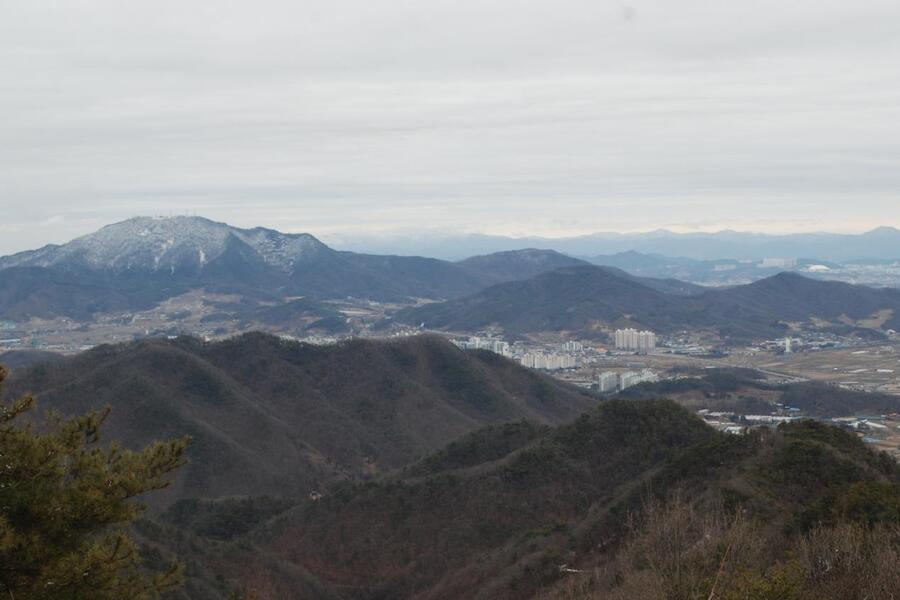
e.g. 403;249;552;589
614;328;656;354
520;352;576;370
597;371;618;393
760;257;798;269
618;369;658;391
561;340;583;353
456;336;511;357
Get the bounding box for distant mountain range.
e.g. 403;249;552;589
0;216;586;321
328;227;900;261
5;217;900;343
3;333;594;506
393;267;900;341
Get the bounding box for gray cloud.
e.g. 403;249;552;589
2;0;900;253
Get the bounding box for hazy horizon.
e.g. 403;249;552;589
3;213;900;261
3;212;900;257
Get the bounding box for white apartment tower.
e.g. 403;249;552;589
520;352;576;371
618;369;658;391
614;328;656;354
597;371;618;393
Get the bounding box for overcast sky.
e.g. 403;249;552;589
2;0;900;254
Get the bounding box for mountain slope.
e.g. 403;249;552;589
390;265;704;335
699;271;900;328
595;264;706;296
2;333;595;505
0;350;64;371
0;263;215;321
177;399;900;599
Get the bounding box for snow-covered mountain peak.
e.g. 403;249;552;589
0;216;330;273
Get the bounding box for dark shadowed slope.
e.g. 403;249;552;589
3;333;594;505
0;350;64;371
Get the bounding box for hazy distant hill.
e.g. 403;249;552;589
700;271;900;322
0;218;603;321
391;265;703;336
594;264;707;296
328;226;900;261
586;250;741;282
3;333;594;505
393;267;900;341
458;249;589;282
690;272;900;340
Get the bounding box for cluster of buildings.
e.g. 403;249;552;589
0;321;24;351
614;329;657;354
696;409;899;459
746;331;865;355
560;340;584;353
520;352;577;370
697;409;800;435
453;336;511;357
453;335;584;371
596;369;658;393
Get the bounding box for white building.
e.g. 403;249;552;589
456;336;511;357
614;329;656;354
618;371;639;390
597;371;618;393
561;340;583;353
520;352;576;371
618;369;658;391
760;257;798;269
489;340;511;356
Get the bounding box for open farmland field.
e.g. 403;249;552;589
740;342;900;394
